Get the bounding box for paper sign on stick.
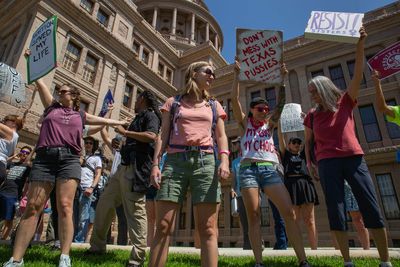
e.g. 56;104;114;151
304;11;364;44
0;63;26;106
280;103;304;133
27;15;58;84
367;41;400;80
99;89;114;117
236;29;283;86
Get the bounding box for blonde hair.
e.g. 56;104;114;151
179;61;213;101
309;76;342;112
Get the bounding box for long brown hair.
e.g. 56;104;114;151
3;114;23;131
179;61;213;101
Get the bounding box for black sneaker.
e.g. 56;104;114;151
299;260;311;267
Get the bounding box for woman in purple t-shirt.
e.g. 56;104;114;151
304;27;391;267
5;54;127;267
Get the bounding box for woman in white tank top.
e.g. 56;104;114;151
231;62;310;267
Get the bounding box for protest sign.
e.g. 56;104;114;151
280;103;304;133
99;89;114;117
367;41;400;80
0;62;26;105
304;11;364;44
236;29;283;86
27;15;58;84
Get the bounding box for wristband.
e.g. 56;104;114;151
219;150;230;156
151;163;159;168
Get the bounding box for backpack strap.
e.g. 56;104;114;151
167;95;182;147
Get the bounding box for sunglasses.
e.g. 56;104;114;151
255;106;269;113
58;89;71;95
20;150;30;155
291;140;302;145
85;141;93;145
202;68;216;79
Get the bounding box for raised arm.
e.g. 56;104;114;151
347;26;367;101
372;70;395;117
100;127;112;150
231;61;246;134
277;122;286;157
268;63;288;129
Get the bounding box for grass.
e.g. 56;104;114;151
0;245;399;266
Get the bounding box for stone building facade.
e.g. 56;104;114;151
0;0;399;248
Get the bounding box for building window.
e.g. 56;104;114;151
63;42;81;73
250;90;260;100
123;83;133;108
329;64;346;90
97;8;109;27
359;105;382;143
132;41;140;55
227;99;233;122
346;60;366;88
82;54;97;84
260;195;270;227
376;173;400;220
265;87;276;109
166;69;172;84
385;100;400;139
80;100;89;112
141;49;150;65
158;62;164;76
80;0;94;13
311;69;324;78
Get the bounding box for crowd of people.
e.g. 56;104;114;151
0;26;396;267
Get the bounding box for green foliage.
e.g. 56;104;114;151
0;245;399;266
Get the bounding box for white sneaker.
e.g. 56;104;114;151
58;254;71;267
3;258;24;267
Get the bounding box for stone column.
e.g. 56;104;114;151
205;22;209;41
152;7;158;29
214;35;219;50
190;13;195;44
172;8;177;35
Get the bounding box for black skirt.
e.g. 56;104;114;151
284;175;319;206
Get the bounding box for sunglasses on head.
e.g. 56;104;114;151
20;150;30;155
255;106;269;113
202;68;216;79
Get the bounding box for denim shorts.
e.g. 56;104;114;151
30;147;81;183
0;194;17;220
239;162;283;190
156;151;220;204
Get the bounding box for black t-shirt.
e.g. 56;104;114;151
120;109;160;193
282;149;308;178
0;162;31;197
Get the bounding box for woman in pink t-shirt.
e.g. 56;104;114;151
231;62;310;267
304;27;391;267
149;61;230;267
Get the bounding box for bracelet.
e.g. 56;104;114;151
151;163;159;168
219;150;230;156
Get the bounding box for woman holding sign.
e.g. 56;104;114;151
231;62;310;267
4;51;127;267
304;27;392;267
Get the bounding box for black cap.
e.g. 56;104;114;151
231;136;241;143
250;97;268;108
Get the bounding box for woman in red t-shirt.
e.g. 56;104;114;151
304;27;391;267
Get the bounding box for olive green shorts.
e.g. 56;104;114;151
156;151;221;204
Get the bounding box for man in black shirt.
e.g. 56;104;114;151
89;91;161;267
0;146;32;240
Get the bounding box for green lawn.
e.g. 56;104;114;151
0;245;399;266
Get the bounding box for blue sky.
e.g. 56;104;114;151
204;0;397;63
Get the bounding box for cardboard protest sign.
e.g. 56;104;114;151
280;103;304;133
27;15;58;84
236;29;283;86
0;62;26;105
367;41;400;80
304;11;364;44
99;89;114;117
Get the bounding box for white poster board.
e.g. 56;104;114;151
236;28;283;86
27;15;58;83
0;63;26;105
280;103;304;133
304;11;364;44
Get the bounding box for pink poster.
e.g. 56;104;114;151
367;41;400;80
